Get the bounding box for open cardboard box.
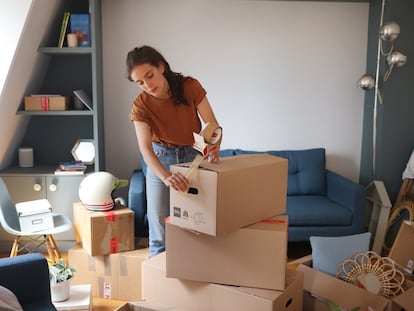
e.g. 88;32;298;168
389;220;414;274
291;255;414;311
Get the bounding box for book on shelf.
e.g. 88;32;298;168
58;12;70;48
73;89;93;111
55;161;86;175
70;13;91;47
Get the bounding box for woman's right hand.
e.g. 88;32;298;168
163;172;189;192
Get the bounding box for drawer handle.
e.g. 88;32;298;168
49;184;57;192
33;184;42;192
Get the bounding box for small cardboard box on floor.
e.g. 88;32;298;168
389;220;414;274
141;251;303;311
293;255;414;311
68;243;149;301
115;301;186;311
73;202;135;256
169;153;288;236
166;215;288;290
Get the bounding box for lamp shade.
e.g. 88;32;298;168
357;74;375;90
379;22;400;41
387;50;407;67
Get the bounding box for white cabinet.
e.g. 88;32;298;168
0;174;84;243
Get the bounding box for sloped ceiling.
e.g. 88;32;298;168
0;0;63;169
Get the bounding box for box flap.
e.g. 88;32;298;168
15;199;52;216
297;263;389;310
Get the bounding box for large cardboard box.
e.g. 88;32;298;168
73;202;135;256
166;215;288;290
389;221;414;273
68;244;149;301
24;95;69;111
142;252;303;311
15;199;54;232
169;154;288;236
293;256;414;311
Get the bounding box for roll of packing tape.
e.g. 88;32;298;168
185;123;222;181
200;122;222;145
192;123;222;156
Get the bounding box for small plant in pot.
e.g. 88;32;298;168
49;258;76;302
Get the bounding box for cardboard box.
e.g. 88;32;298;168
68;244;149;301
15;199;54;232
73;202;135;256
170;154;288;236
166;215;288;290
142;251;303;311
389;221;414;273
293;255;414;311
24;95;69;111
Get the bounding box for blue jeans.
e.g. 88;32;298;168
146;143;199;257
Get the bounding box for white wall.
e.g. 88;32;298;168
102;0;369;183
0;1;31;95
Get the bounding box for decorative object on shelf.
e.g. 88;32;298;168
49;258;76;302
70;13;91;47
55;160;87;175
58;11;70;48
336;251;405;299
18;147;34;168
357;0;408;180
67;33;78;48
71;139;95;164
73;89;93;111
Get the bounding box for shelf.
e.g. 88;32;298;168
16;110;93;116
38;47;92;55
0;165;93;176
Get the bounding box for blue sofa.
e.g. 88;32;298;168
128;148;366;241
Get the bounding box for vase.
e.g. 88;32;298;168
50;279;71;302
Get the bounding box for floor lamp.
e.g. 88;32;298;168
357;0;407;255
357;0;407;180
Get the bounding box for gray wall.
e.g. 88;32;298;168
101;0;369;200
360;0;414;202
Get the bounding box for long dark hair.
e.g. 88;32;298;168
126;46;188;105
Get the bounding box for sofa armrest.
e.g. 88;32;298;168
128;169;148;237
0;253;56;310
326;170;366;232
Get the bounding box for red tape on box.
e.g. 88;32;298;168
104;211;118;222
109;237;119;253
41;96;50;111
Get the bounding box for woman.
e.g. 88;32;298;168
127;46;221;257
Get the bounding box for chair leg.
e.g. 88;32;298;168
10;236;20;257
45;235;61;263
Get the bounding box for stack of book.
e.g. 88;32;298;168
55;161;87;175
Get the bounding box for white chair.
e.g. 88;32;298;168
0;177;72;263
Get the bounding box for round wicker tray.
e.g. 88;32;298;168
336;251;405;298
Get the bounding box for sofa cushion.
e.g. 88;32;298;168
235;148;326;195
286;196;353;226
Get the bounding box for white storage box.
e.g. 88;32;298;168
15;199;54;232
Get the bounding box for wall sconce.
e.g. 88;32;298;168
357;0;407;179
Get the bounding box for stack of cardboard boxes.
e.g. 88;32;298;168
121;154;305;310
68;202;150;301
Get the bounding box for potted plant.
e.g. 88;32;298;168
49;258;76;302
